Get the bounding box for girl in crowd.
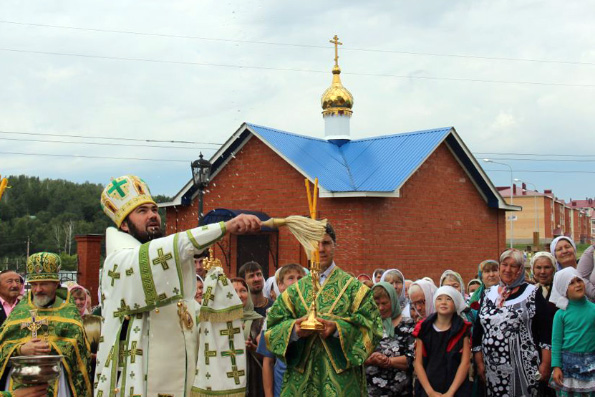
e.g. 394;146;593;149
68;284;90;316
549;268;595;397
550;236;578;270
231;278;265;397
473;249;552;397
365;282;416;396
413;286;471;397
408;279;437;322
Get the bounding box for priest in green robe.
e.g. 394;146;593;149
0;252;92;397
265;224;382;396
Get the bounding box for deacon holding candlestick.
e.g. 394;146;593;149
264;179;383;396
0;252;91;396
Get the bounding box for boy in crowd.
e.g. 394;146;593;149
257;264;306;397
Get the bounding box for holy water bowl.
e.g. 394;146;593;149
10;355;62;384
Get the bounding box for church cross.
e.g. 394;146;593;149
152;248;173;270
219;321;241;340
114;299;130;318
204;343;217;365
202;286;215;305
226;365;245;385
221;340;244;366
330;35;343;66
122;341;143;363
108;264;121;286
20;310;48;338
108;179;127;198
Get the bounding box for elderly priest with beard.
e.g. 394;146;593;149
0;252;92;397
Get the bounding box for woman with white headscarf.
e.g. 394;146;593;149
472;249;553;397
381;269;411;318
550;236;578;270
408;279;437;322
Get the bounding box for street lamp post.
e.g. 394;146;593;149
515;178;539;249
484;159;514;248
191;153;212;226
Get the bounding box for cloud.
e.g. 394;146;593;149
0;0;594;200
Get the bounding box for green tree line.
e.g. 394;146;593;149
0;175;169;272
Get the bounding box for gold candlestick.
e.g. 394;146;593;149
300;178;325;331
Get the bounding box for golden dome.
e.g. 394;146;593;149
321;35;353;117
321;65;353;116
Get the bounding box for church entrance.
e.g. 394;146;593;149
236;234;270;278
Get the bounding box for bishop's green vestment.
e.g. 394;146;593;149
0;288;92;397
265;266;382;396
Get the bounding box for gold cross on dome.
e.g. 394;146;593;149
21;310;48;338
330;35;343;66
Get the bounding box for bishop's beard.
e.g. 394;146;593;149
126;221;163;243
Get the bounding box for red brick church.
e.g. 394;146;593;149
160;42;515;283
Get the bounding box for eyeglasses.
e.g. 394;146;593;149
411;299;426;308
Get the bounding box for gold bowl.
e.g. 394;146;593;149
10;355;62;384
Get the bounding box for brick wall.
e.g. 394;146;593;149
166;136;506;285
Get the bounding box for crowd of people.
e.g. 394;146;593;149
0;173;593;397
193;232;595;397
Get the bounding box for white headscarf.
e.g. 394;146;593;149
440;270;466;296
550;236;577;270
263;269;281;300
410;279;438;318
433;286;466;315
380;269;407;304
550;267;584;310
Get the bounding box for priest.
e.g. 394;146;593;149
96;175;260;397
265;224;382;396
0;252;92;397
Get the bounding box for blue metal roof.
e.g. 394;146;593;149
247;123;452;193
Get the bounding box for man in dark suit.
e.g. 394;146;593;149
0;270;23;327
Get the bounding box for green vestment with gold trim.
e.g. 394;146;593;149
265;266;382;397
0;288;92;397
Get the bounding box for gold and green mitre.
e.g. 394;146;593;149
26;252;60;283
100;174;157;227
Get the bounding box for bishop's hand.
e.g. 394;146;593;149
19;338;51;356
225;214;262;234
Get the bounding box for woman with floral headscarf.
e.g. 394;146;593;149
365;282;416;396
472;249;553;397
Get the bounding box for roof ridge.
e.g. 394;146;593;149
247;123;328;143
352;127;452;142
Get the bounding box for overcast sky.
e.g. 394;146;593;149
1;1;594;203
